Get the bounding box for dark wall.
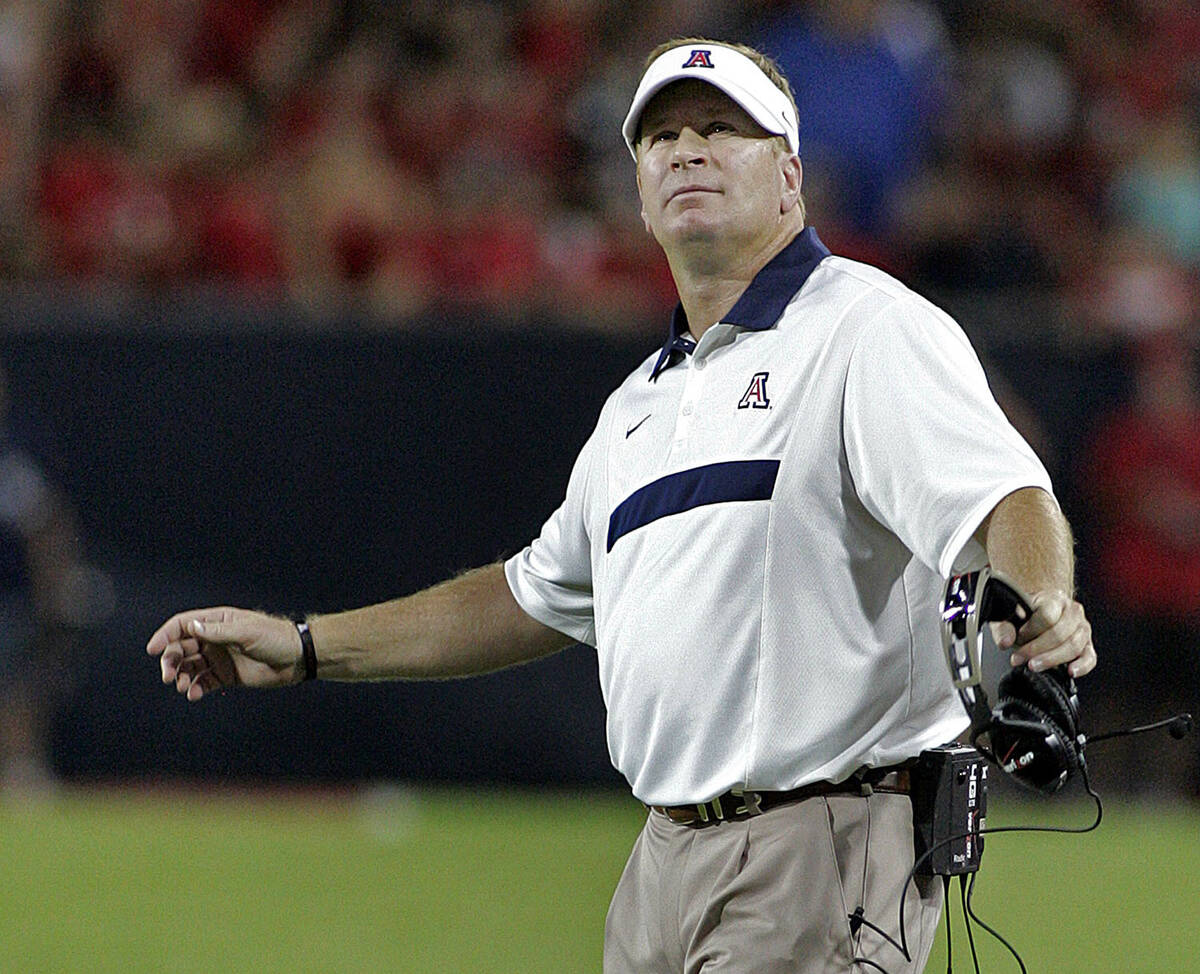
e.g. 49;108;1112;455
0;312;649;787
0;300;1154;791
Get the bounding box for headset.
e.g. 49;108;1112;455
940;567;1086;793
850;569;1194;972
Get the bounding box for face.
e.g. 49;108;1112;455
635;80;801;260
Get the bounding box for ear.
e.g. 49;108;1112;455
636;166;652;234
780;155;803;215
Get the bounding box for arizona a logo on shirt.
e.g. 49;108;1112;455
738;372;770;409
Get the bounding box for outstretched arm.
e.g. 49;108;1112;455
974;486;1097;678
146;562;572;701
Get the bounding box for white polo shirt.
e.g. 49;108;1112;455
505;228;1053;806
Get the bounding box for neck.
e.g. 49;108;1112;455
668;223;802;341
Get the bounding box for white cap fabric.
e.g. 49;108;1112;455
622;43;800;160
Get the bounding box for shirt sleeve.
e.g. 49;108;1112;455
504;423;600;647
842;295;1054;578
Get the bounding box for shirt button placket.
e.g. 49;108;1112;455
673;353;707;451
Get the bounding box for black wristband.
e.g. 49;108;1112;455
295;620;318;682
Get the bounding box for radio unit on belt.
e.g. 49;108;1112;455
911;744;987;876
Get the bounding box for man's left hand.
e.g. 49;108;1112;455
995;589;1096;678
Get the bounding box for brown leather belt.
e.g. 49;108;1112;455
649;766;913;827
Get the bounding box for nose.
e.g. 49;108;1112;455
670;127;708;169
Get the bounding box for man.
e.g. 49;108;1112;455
148;38;1096;973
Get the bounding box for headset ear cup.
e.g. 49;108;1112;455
998;666;1081;740
989;695;1080;793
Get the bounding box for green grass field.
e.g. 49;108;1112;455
0;785;1195;973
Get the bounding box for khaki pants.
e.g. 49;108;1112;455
604;793;942;973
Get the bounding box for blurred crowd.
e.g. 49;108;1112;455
1;0;1199;794
0;0;1194;333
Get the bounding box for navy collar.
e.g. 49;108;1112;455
650;227;831;380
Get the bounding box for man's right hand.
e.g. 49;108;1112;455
146;608;303;701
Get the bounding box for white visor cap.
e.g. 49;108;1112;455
622;43;800;160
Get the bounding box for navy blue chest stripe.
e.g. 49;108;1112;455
606;459;781;552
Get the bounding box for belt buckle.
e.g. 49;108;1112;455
696;794;725;822
731;786;763;816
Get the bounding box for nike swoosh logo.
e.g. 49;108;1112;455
625;414;652;438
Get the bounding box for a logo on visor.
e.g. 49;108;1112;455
682;49;714;69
